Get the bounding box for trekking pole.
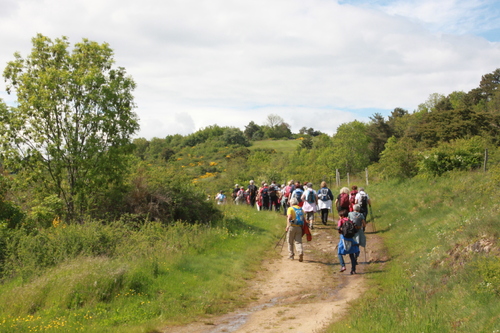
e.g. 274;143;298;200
281;232;287;252
274;231;287;250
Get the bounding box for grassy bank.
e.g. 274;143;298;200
0;205;284;332
250;139;300;154
327;170;500;332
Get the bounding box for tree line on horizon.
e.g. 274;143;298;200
133;68;500;185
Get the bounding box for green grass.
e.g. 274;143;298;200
3;169;499;332
249;139;300;154
326;171;500;332
0;205;284;332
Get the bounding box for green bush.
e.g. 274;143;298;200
125;163;221;225
0;200;24;229
418;137;486;176
2;221;127;281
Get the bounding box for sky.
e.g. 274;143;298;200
1;0;500;139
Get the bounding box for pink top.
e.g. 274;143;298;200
337;217;349;228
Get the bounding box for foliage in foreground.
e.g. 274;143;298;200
327;169;500;332
0;205;283;332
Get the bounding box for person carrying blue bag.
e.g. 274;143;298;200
337;209;360;274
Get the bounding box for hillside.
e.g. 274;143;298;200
1;168;498;332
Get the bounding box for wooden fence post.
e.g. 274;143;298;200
484;149;488;172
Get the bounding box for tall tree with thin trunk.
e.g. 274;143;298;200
1;34;139;221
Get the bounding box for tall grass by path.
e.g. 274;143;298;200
0;204;285;332
326;170;500;332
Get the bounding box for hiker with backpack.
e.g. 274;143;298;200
335;187;350;217
337;209;360;274
255;181;265;211
281;180;294;216
269;181;280;212
348;204;367;249
234;186;245;205
317;181;334;225
215;190;227;205
286;197;305;262
355;187;371;220
232;184;240;202
349;185;358;212
258;182;270;210
247;180;258;207
301;182;318;230
290;181;304;208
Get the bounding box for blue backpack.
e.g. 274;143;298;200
318;188;329;201
292;207;304;226
292;189;304;203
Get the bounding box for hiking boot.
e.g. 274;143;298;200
299;254;303;262
350;271;356;275
322;221;327;225
288;256;294;260
309;223;314;230
340;266;346;272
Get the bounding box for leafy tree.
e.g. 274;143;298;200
183;125;225;147
330;121;371;174
387;107;408;138
264;122;292;139
222;127;250;146
374;136;419;180
468;68;500;105
299;137;313;150
147;137;169;160
244;121;261;140
1;34;139;221
133;138;150;160
367;113;393;162
417;96;487;147
262;114;292;139
314;134;332;149
417;93;446;113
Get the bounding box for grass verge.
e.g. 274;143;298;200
326;171;500;332
0;204;284;332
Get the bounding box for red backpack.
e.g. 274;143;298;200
339;193;349;208
349;190;358;205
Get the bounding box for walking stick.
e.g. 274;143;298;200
281;232;287;252
275;231;287;250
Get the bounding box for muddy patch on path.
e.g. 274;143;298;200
160;220;382;333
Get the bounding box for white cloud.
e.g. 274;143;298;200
1;0;500;139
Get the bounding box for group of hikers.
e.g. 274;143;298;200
216;180;372;274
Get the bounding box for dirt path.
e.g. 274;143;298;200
160;218;384;333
